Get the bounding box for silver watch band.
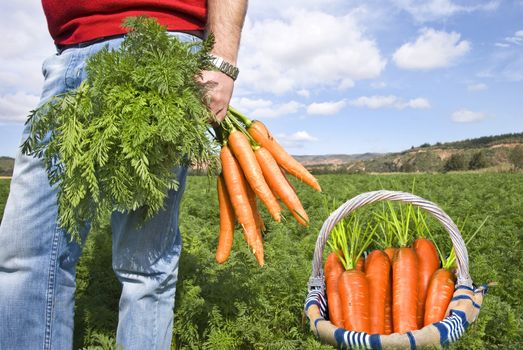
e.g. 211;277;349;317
210;55;239;81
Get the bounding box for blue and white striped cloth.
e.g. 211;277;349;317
304;284;488;349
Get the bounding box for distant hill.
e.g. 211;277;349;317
293;153;382;166
304;132;523;174
1;132;522;177
428;132;523;150
0;157;14;176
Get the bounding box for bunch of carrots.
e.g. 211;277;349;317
325;203;482;335
215;107;321;266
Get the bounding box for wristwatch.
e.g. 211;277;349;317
210;55;239;81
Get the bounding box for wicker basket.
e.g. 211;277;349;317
304;190;488;349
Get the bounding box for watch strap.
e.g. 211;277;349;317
210;55;239;81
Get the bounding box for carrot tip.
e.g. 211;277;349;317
215;255;228;264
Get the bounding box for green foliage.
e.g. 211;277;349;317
509;146;523;170
80;333;122;350
74;226;120;349
401;151;443;173
0;157;14;176
469;151;488;170
0;180;8;221
20;16;218;240
444;153;467;172
329;216;376;270
1;173;522;349
437;132;523;150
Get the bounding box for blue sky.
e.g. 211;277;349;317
1;0;522;157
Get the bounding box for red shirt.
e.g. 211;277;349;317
42;0;207;45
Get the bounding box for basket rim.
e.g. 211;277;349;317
308;190;473;291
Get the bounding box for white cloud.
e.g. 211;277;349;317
483;30;523;81
231;97;303;119
307;100;346;115
505;37;523;45
467;83;488;91
237;10;386;94
232;97;273;111
479;49;523;82
0;2;54;99
0;92;40;123
393;0;500;22
404;98;431;109
497;29;523;47
254;101;303;119
276;131;318;149
451;109;487;123
371;81;387;89
297;89;311;98
349;95;430;109
339;79;356;90
247;0;346;18
393;28;470;70
350;95;398;109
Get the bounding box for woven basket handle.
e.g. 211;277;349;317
308;190;472;292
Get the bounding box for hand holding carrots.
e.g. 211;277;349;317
215;108;320;266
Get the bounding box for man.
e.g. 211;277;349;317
0;1;247;349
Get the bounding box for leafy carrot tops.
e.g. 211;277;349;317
21;17;219;239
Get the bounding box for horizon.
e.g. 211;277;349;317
1;1;523;157
1;129;521;160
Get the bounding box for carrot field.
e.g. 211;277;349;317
1;173;522;349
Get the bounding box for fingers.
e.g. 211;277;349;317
214;107;227;123
200;70;235;124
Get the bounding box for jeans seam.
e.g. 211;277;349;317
43;224;62;350
64;53;78;90
162;177;183;259
153;296;159;349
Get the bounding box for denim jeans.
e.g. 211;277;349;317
0;33;197;350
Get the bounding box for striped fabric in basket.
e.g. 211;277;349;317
304;284;488;349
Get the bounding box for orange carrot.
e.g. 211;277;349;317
384;276;393;335
220;145;264;266
325;252;345;327
247;121;321;192
377;228;395;334
414;238;440;328
365;250;391;335
280;167;296;193
245;181;265;234
356;256;365;272
424;269;456;325
329;215;374;333
255;147;309;226
381;247;395;334
384;247;396;262
383;246;395;333
392;247;419;333
228;130;281;222
339;270;370;333
215;175;235;264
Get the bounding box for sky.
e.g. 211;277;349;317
1;1;522;157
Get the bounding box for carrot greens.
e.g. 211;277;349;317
21;17;219;239
329;216;376;271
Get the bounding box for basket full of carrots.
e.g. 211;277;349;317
304;191;490;349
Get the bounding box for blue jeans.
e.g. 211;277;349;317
0;33;197;350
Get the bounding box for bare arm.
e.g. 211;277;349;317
201;0;248;122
